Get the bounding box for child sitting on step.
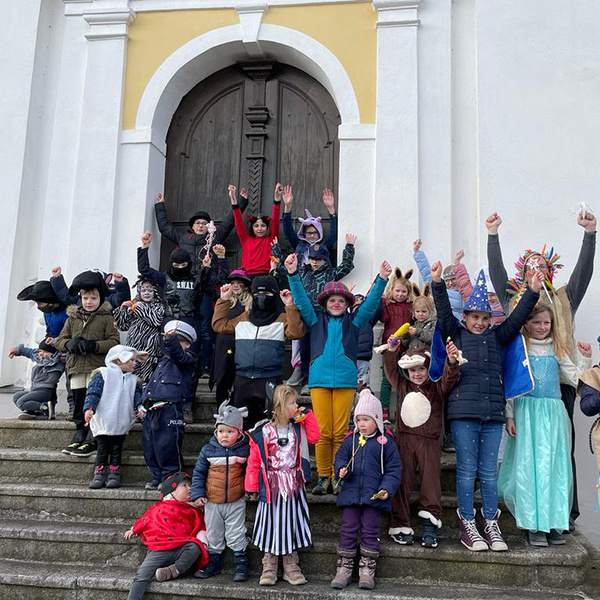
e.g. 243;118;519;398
84;345;146;490
331;389;402;590
9;341;65;420
125;472;208;600
245;385;320;586
383;343;460;548
191;403;251;582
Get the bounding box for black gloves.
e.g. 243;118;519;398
65;336;97;355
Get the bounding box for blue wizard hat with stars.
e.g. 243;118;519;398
464;269;494;313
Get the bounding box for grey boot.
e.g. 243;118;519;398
89;465;106;489
106;466;121;489
358;546;379;590
331;547;355;589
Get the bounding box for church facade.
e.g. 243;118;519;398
2;0;600;384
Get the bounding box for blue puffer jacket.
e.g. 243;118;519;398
141;335;197;406
334;429;402;512
288;273;387;389
44;309;68;339
430;280;539;422
15;346;65;390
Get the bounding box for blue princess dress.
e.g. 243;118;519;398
498;338;579;533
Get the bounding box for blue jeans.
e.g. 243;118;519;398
451;419;503;520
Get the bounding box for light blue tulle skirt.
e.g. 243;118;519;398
498;395;572;533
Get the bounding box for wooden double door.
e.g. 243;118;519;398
160;61;341;268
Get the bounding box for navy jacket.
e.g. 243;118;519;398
431;280;539;422
580;383;600;417
44;309;68;339
141;335;197;406
355;301;382;361
334;429;402;512
282;211;337;263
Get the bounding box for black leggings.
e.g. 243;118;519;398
96;434;126;467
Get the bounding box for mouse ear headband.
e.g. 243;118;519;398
248;214;271;224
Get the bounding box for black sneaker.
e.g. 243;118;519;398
145;479;160;490
390;532;414;545
70;441;98;457
62;442;81;455
443;433;455;453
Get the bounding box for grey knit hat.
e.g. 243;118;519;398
214;401;248;431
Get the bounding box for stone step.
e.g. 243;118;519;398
0;483;521;535
0;557;591;600
0;446;458;493
0;518;589;591
0;419;212;453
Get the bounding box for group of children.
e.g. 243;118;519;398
10;185;600;594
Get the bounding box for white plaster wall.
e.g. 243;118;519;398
0;0;65;386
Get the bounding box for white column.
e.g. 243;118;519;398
372;0;421;270
66;1;136;274
0;0;44;384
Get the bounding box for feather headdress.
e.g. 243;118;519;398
506;245;563;297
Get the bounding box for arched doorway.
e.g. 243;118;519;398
160;61;341;267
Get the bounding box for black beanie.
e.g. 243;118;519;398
188;211;211;229
170;248;192;265
38;340;57;354
251;275;280;297
68;271;108;304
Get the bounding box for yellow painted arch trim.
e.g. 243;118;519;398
122;3;376;130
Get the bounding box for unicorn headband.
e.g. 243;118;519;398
298;209;322;226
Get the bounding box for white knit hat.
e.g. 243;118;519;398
354;388;384;437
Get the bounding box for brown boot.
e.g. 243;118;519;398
259;552;278;586
358;546;379;589
282;551;306;585
331;547;356;589
155;564;179;582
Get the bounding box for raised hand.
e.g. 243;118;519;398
280;289;294;306
240;188;248;200
228;184;237;205
274;183;284;203
141;231;153;248
220;283;233;301
284;253;298;274
156;193;165;203
413;238;422;253
577;341;592;358
322;188;335;213
485;213;502;235
113;272;124;282
213;244;226;258
431;261;443;282
379;261;392;279
51;266;61;277
453;250;464;265
529;269;544;293
345;233;357;245
282;185;293;208
577;210;597;233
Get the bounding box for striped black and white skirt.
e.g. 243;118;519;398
251;487;312;555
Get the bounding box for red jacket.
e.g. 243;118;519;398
234;201;281;274
381;300;413;343
132;499;208;567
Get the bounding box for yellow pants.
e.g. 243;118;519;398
310;387;356;478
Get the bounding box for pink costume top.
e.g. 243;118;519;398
262;422;303;501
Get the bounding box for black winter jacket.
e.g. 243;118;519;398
154;196;248;274
431;280;539;422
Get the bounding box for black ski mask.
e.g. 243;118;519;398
249;276;283;327
170;248;192;279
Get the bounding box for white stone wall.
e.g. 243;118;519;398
2;0;600;372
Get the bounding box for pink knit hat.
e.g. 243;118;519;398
354;388;384;436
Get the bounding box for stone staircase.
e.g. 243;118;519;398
0;381;598;599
